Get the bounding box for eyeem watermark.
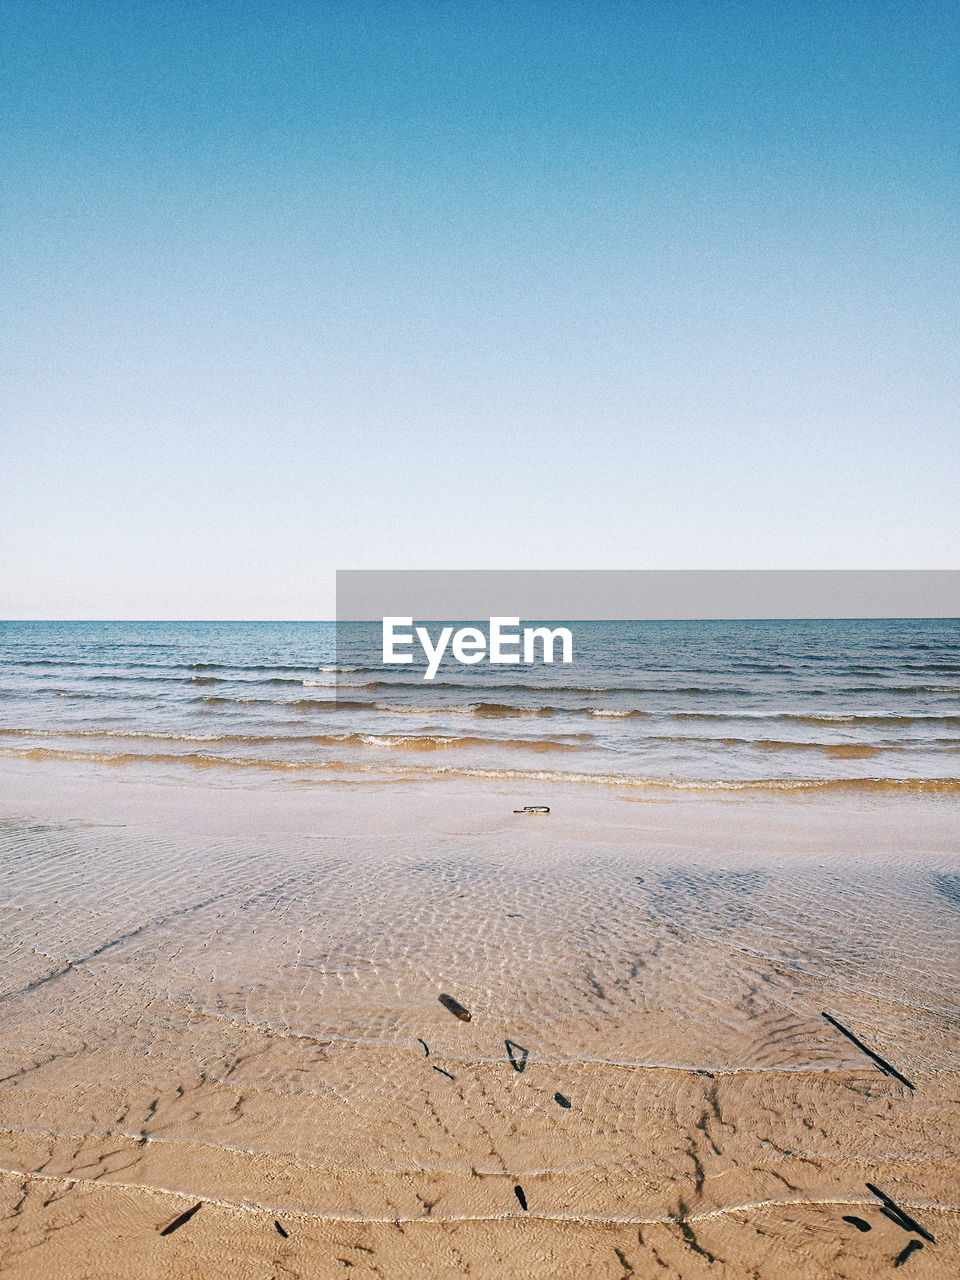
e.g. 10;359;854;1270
382;617;574;681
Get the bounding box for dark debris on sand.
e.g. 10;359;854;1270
505;1039;529;1072
438;993;471;1022
867;1183;935;1242
822;1012;915;1089
159;1202;202;1236
894;1239;924;1266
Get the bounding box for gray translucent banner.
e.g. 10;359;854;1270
337;570;960;622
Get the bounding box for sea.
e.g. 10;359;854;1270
0;618;958;791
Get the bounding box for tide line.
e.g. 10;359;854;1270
2;1166;958;1227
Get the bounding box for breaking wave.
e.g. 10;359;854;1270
2;744;958;791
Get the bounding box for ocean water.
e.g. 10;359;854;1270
0;618;958;790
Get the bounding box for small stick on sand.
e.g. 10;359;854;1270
514;1184;528;1211
417;1038;430;1057
274;1219;289;1238
866;1183;935;1242
842;1215;871;1232
821;1013;915;1089
432;1065;455;1080
439;993;471;1022
159;1202;202;1236
505;1039;529;1072
513;806;550;814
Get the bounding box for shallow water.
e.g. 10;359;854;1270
0;776;958;1277
2;809;957;1078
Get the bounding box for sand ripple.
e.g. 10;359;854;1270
0;801;958;1278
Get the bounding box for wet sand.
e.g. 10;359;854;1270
0;762;958;1278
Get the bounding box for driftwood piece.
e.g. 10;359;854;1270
821;1013;915;1089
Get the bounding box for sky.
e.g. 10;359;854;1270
1;0;957;618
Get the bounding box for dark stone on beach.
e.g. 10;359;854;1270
893;1239;924;1266
514;1184;528;1211
159;1202;202;1236
438;993;471;1022
554;1092;572;1108
842;1215;872;1232
505;1039;529;1072
274;1219;289;1237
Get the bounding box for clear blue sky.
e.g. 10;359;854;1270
2;0;957;618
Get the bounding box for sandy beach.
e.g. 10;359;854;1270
0;762;957;1278
4;0;957;1263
